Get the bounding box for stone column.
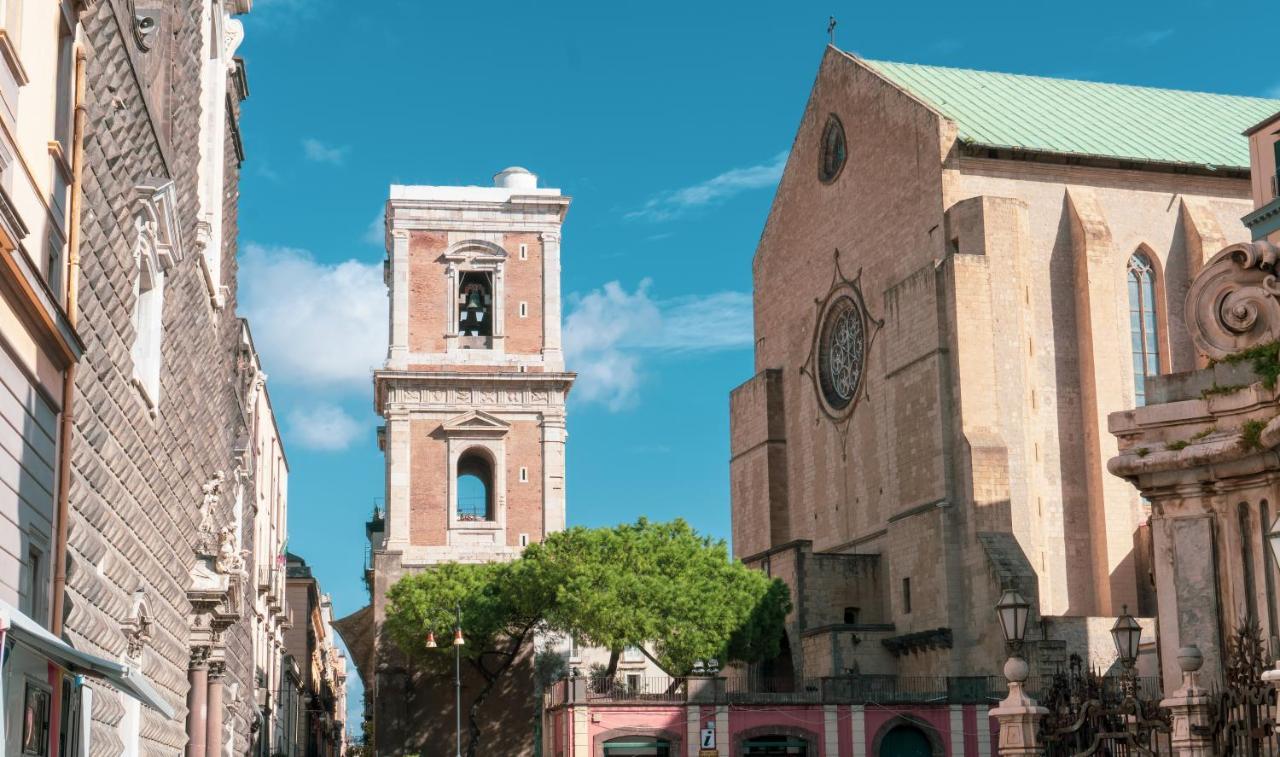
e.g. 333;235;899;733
185;650;209;757
1162;647;1215;757
990;658;1046;757
205;663;225;757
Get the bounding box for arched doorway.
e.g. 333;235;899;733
742;734;808;755
877;724;933;756
601;736;671;756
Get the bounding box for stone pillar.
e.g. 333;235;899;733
1162;647;1215;757
990;659;1046;757
185;651;209;757
205;663;225;757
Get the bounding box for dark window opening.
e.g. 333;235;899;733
602;737;670;757
843;606;860;625
902;578;912;614
458;271;493;340
1241;502;1258;624
456;452;494;521
744;735;808;755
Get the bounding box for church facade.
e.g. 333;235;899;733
730;47;1280;683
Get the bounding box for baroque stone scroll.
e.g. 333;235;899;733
1186;241;1280;360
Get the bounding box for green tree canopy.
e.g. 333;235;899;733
383;519;790;756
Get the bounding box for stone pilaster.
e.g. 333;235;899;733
541;415;567;536
389;230;411;368
540;230;563;370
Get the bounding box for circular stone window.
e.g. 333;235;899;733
817;295;866;413
818;114;847;183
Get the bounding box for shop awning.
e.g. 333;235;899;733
0;599;174;718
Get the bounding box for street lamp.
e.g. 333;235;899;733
424;603;465;757
1110;605;1142;669
995;589;1030;656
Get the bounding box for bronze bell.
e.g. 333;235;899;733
465;290;484;310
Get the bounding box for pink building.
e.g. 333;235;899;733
542;676;997;757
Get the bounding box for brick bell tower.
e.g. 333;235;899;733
374;167;574;567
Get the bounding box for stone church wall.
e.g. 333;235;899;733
66;0;253;753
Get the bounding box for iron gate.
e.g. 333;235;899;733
1039;654;1172;756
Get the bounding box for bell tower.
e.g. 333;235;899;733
374;167;574;565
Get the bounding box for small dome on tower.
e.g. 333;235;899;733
494;166;538;190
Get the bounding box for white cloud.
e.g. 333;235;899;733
1131;29;1173;47
564;279;752;410
239;243;386;389
363;210;385;246
302;138;348;165
628;151;787;222
287;402;364;452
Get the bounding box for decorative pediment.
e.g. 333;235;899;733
135;178;184;272
440;410;510;438
442;239;507;267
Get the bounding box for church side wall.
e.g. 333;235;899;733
948;159;1252;617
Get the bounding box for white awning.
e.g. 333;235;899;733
0;599;174;718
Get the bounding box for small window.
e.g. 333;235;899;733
519;466;528;483
457;271;493;339
519;533;529;547
818;113;847;183
519;244;528;260
626;674;640;692
54;19;75;158
23;545;43;623
519;302;528;318
456;451;494;522
902;578;911;614
623;645;644;663
843;606;859;625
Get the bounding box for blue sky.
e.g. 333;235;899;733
234;0;1279;725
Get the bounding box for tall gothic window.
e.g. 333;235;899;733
1127;251;1161;406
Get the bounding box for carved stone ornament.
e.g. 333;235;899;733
195;471;226;556
214;527;248;577
1185;241;1280;360
122;589;153;659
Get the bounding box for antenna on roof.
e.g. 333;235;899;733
827;16;837;45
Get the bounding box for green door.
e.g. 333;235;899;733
878;725;932;757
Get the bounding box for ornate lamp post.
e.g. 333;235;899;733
425;603;465;757
1111;606;1142;697
991;590;1046;756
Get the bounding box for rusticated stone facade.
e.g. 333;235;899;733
63;1;259;755
731;47;1272;686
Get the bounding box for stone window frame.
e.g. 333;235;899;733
1126;245;1170;406
129;179;182;412
443;239;508;354
440;411;509;537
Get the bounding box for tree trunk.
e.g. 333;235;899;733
604;647;621;678
462;623;537;757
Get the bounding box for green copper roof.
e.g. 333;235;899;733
863;58;1280;171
